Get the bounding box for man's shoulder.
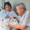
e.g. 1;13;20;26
24;10;30;17
25;10;30;14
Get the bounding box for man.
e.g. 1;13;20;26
9;3;30;30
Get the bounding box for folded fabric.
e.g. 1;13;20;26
2;13;8;18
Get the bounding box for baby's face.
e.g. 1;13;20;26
14;19;17;22
6;15;9;18
12;19;16;22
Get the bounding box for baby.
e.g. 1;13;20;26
10;18;19;25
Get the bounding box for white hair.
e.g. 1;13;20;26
17;3;26;10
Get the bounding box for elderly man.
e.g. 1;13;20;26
9;3;30;30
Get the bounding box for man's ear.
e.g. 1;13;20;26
21;8;24;11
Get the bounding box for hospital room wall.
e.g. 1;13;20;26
0;0;2;8
0;0;30;12
9;0;30;12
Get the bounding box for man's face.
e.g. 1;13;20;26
16;6;24;15
5;4;11;11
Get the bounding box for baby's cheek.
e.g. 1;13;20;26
14;20;16;22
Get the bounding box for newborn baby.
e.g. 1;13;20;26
9;17;19;25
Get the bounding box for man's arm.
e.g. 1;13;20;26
9;25;26;29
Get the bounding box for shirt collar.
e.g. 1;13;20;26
21;10;26;17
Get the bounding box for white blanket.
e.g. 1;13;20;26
0;18;19;30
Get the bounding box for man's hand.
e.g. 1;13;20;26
9;25;13;28
9;25;26;29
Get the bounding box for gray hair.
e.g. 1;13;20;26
17;3;26;10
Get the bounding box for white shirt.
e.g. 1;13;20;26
17;10;30;30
